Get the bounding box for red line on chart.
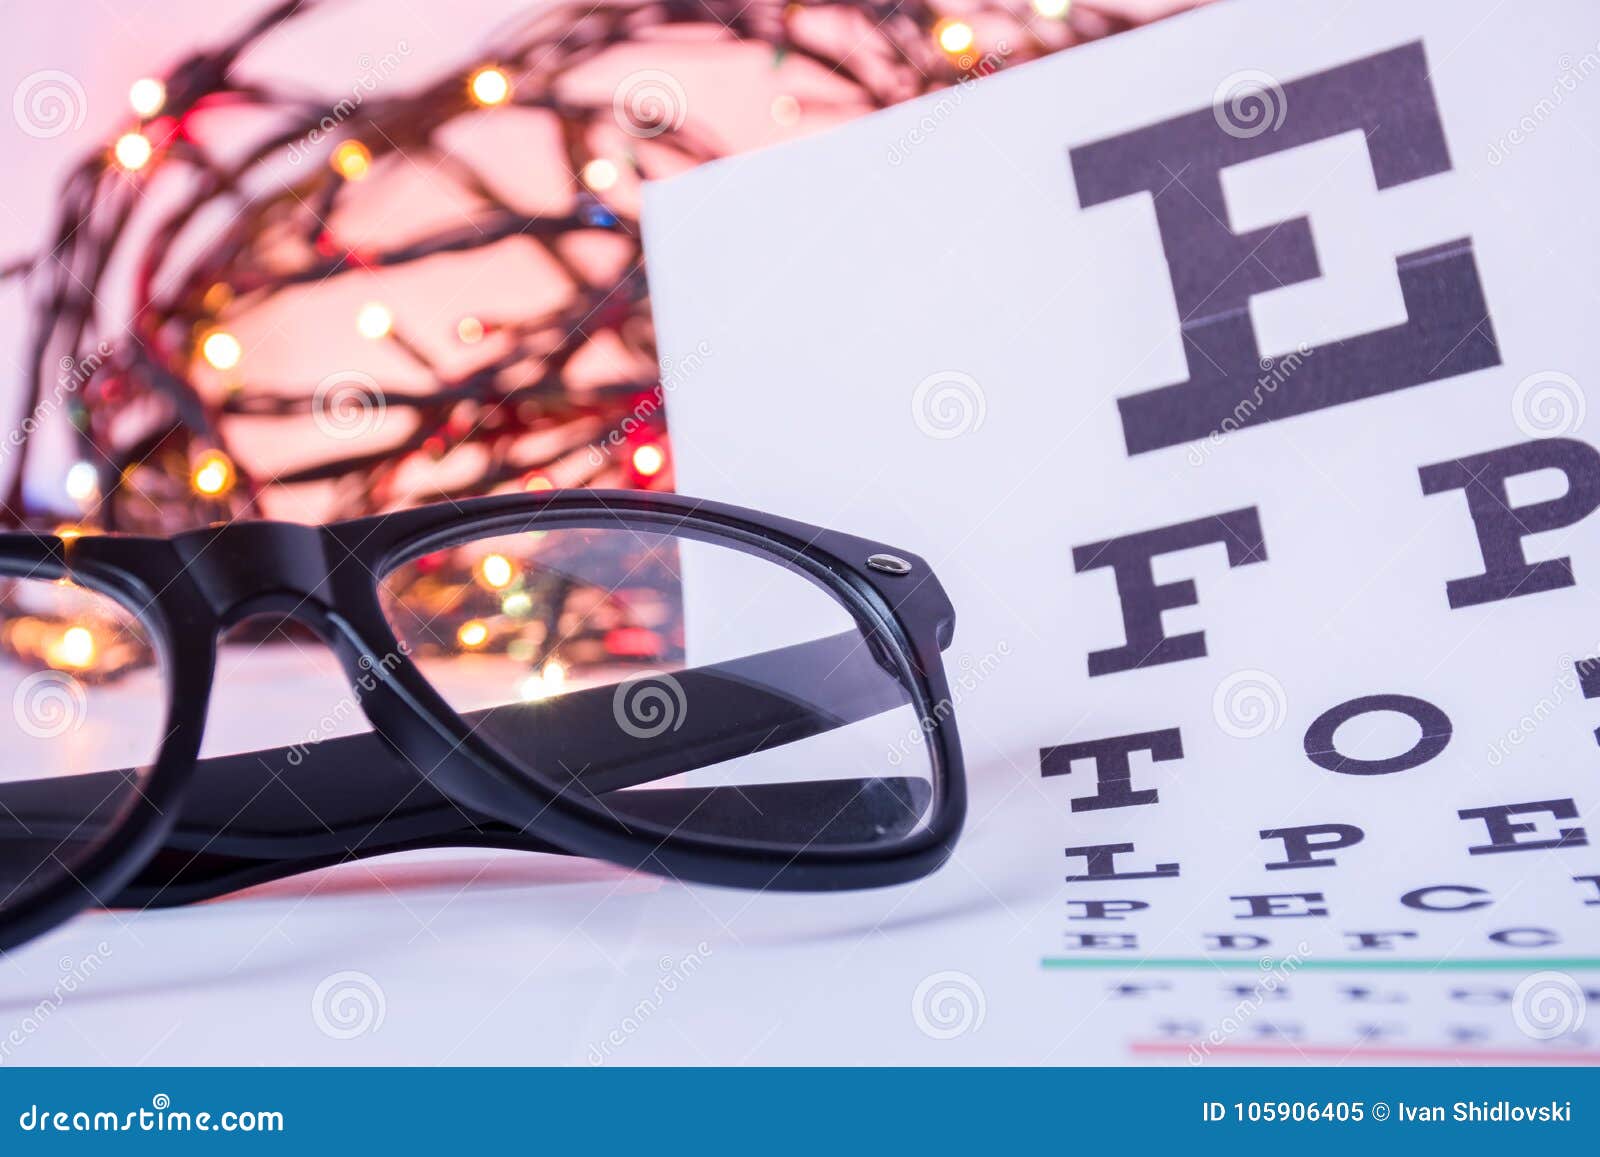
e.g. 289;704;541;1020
1130;1041;1600;1064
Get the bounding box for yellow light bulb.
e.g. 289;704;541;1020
1031;0;1071;16
113;132;154;172
478;553;516;590
457;619;489;649
935;18;975;54
469;66;512;107
53;626;97;670
356;302;393;340
201;330;242;370
581;158;619;192
128;77;166;119
190;449;235;497
330;140;372;181
541;659;566;691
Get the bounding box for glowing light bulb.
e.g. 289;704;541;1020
518;673;549;701
331;140;372;181
356;302;393;340
54;523;86;542
457;619;489;649
541;659;566;691
64;461;98;503
631;443;666;477
1031;0;1071;15
457;316;484;344
478;553;516;590
469;66;512;107
770;94;801;126
113;132;153;172
201;330;242;370
935;18;975;54
523;474;553;492
190;449;235;497
581;158;619;192
52;626;97;670
501;591;532;617
128;77;166;119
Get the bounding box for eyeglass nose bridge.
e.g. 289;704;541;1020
171;521;337;625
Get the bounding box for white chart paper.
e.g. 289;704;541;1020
643;0;1600;1062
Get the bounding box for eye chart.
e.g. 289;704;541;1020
645;0;1600;1061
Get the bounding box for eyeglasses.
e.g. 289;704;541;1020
0;491;964;951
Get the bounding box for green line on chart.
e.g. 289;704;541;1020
1041;957;1600;971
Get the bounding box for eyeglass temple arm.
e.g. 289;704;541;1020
0;630;931;907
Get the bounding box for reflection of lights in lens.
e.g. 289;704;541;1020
501;591;532;616
523;474;553;492
469;66;512;107
356;302;393;340
518;659;567;701
51;626;97;670
65;461;98;503
1031;0;1071;16
581;158;619;191
771;94;801;126
54;523;86;542
935;18;974;54
190;449;235;497
631;443;666;477
201;330;242;370
129;77;167;118
457;619;489;649
113;132;154;171
457;316;484;343
478;553;515;589
331;140;372;181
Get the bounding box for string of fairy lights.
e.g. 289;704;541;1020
1;0;1175;682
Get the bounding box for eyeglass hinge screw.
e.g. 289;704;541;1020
866;553;912;576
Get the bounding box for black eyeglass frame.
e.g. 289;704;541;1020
0;490;965;953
